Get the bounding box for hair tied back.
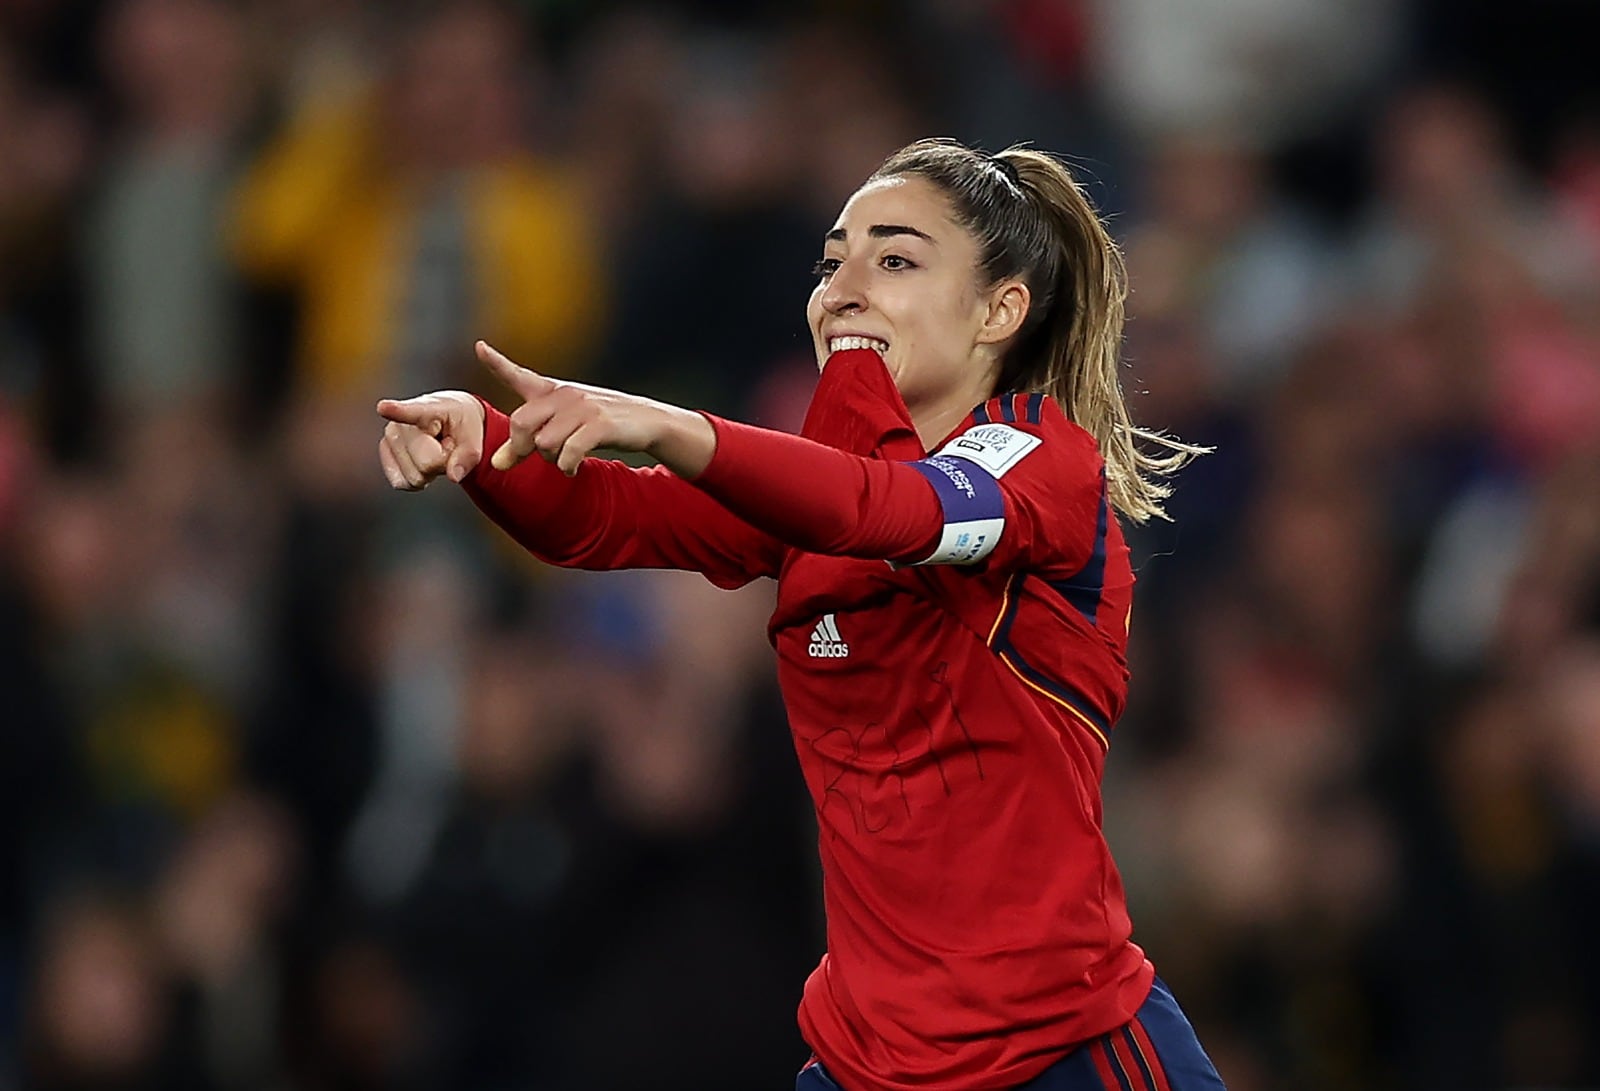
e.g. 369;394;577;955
988;154;1023;190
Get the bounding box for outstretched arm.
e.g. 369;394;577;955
375;343;784;585
466;343;951;566
465;401;785;583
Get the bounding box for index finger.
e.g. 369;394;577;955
376;398;439;429
476;340;555;399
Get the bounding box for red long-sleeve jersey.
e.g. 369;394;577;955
461;349;1153;1090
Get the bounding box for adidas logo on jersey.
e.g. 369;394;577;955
808;614;850;658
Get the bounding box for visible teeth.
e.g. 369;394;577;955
829;336;888;356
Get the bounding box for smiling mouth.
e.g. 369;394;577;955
828;335;889;358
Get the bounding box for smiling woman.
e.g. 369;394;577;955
375;137;1223;1091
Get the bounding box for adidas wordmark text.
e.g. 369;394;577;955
808;614;850;659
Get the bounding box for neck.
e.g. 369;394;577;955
908;374;999;453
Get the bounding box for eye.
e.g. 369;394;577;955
812;257;841;278
881;254;916;271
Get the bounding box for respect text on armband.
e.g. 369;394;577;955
924;456;977;500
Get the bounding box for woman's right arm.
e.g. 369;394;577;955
377;391;783;588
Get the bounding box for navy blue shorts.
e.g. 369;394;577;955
796;976;1226;1091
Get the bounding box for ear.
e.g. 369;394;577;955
975;279;1030;347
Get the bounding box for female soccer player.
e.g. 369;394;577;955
376;138;1226;1091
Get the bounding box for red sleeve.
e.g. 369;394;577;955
694;397;1104;577
461;403;784;587
932;396;1105;577
693;416;944;563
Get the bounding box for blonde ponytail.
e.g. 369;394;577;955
996;147;1208;523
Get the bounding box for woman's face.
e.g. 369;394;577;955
807;175;1013;409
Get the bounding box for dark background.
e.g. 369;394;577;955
2;1;1599;1088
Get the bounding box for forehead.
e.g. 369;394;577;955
830;175;961;236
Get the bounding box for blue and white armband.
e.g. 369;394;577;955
905;424;1042;566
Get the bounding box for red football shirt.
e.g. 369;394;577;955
462;349;1154;1090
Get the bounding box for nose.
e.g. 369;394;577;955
820;258;867;316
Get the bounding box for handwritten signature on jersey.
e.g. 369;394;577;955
805;662;986;839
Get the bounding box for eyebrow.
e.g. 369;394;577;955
824;224;937;244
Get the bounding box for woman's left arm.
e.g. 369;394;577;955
478;342;948;565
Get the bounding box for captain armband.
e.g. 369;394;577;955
904;425;1043;566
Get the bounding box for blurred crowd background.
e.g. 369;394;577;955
2;0;1599;1089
